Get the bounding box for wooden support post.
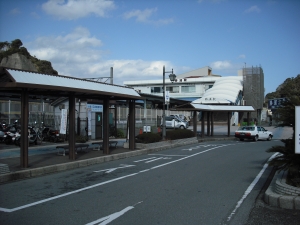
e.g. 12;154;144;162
69;93;76;160
129;100;136;150
211;111;214;136
207;111;210;136
20;89;29;168
227;112;231;137
201;111;205;138
103;98;109;154
193;111;197;137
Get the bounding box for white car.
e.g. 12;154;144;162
170;114;189;127
161;116;187;129
235;126;273;141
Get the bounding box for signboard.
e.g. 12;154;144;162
87;104;103;112
268;98;286;109
296;106;300;154
165;91;170;104
60;109;67;134
143;126;151;133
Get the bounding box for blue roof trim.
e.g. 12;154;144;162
177;97;199;102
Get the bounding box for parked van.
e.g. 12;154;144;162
160;116;187;129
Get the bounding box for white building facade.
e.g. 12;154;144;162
124;66;221;102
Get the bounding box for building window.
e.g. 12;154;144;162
182;86;195;93
166;86;179;93
151;87;163;93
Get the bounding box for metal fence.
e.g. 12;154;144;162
1;101;191;138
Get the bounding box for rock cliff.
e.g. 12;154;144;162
0;53;38;72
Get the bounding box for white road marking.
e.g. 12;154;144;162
93;165;135;173
85;202;142;225
145;157;163;163
149;154;188;157
182;144;223;151
0;144;230;213
226;153;279;222
0;173;138;213
134;157;156;162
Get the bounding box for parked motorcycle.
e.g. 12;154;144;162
15;124;43;146
41;124;61;142
3;120;20;145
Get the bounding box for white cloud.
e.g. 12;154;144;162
30;12;40;19
10;8;20;15
210;60;232;70
26;27;174;85
42;0;115;20
123;8;173;25
123;8;157;22
244;5;261;13
238;54;246;59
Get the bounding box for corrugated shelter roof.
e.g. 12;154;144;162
0;67;141;101
192;76;243;104
171;103;254;112
190;104;254;112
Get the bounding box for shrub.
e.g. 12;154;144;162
267;138;300;187
116;128;125;138
166;129;195;140
75;135;88;143
135;132;161;143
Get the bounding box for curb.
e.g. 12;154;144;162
264;170;300;209
0;138;202;184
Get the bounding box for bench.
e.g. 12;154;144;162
91;141;118;151
56;143;89;156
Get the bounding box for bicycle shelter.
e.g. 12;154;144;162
0;67;142;168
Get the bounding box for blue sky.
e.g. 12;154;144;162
0;0;299;95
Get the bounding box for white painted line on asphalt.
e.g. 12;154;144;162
134;157;156;162
93;165;135;173
149;154;188;157
150;145;228;170
0;173;138;213
145;157;163;163
0;145;230;213
226;152;279;222
85;201;142;225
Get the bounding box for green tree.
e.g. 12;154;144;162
265;74;300;103
10;39;23;49
266;96;300;187
0;41;10;50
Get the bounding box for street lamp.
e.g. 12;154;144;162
162;65;176;140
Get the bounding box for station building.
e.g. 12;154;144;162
124;66;265;125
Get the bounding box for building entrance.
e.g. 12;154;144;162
95;112;102;139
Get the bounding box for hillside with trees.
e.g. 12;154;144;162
0;39;58;75
266;79;300;187
265;74;300;101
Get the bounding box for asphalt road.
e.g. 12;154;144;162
0;139;299;225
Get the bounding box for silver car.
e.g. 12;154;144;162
161;116;187;129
